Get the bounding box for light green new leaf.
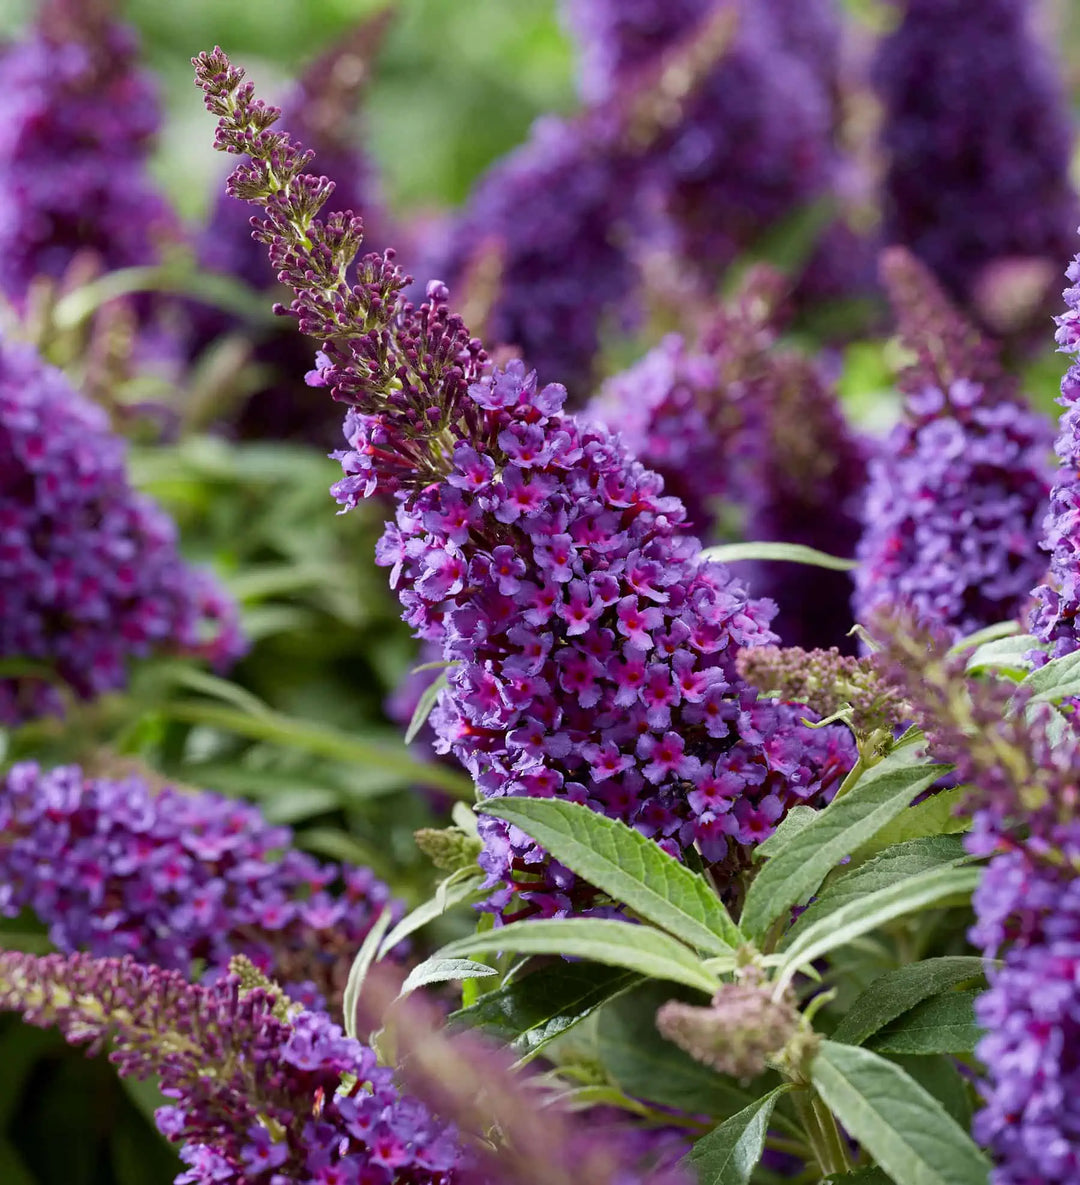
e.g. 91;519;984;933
948;620;1021;655
687;1085;793;1185
782;836;968;948
1018;648;1080;704
436;917;719;994
832;957;986;1047
400;958;498;994
810;1041;990;1185
740;747;952;942
405;670;449;744
481;799;741;953
378;869;486;958
699;541;857;571
774;865;980;993
962;633;1038;678
342;906;393;1040
857;786;969;859
868;992;983;1056
450;962;638;1061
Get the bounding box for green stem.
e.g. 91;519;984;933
792;1088;850;1179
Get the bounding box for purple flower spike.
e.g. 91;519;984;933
854;251;1052;639
0;335;244;721
0;761;402;1012
0;0;178;303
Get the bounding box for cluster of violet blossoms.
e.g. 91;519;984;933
0;335;243;722
853;249;1052;639
0;951;463;1185
0;0;177;303
873;0;1078;327
0;762;400;1011
196;49;855;918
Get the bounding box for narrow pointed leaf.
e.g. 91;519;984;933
400;958;497;994
436;918;719;994
450;963;638;1061
481;799;741;953
378;870;486;958
867;992;983;1056
687;1085;793;1185
774;865;980;993
740;747;952;941
342;906;393;1040
405;671;449;744
832;957;986;1047
699;541;857;571
810;1041;990;1185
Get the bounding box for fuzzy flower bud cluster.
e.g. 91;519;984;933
194;49;857;916
0;0;178;303
0;762;401;1010
0;336;243;722
880;622;1080;1183
0;951;462;1185
1030;241;1080;659
873;0;1078;323
655;972;801;1079
853;251;1052;639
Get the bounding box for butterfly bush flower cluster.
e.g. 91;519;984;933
873;0;1077;326
0;335;243;722
0;762;401;1011
195;49;856;917
853;249;1052;639
0;0;178;303
1030;244;1080;659
881;623;1080;1184
0;951;463;1185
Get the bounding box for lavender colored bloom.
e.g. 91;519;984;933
0;762;401;1011
853;251;1052;639
0;951;462;1185
1030;240;1080;659
0;335;243;722
195;49;856;917
0;0;177;303
873;0;1078;323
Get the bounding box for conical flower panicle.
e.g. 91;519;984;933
0;762;401;1011
0;0;179;303
0;335;243;722
853;252;1052;638
0;951;462;1184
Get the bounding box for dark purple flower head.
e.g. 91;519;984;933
194;48;856;916
853;252;1052;639
873;0;1078;326
0;951;461;1185
1029;238;1080;660
0;761;401;1011
0;335;243;721
0;0;178;303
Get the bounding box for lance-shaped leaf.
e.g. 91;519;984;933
1017;647;1080;704
740;747;953;942
867;992;983;1056
378;869;486;959
450;963;638;1062
480;799;741;953
832;957;986;1047
434;917;719;995
810;1042;990;1185
773;865;981;994
699;541;857;571
687;1085;794;1185
400;958;497;995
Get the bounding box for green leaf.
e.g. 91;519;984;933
948;620;1021;654
405;670;449;745
740;747;952;942
774;865;981;993
435;917;719;994
1018;648;1080;704
400;957;498;994
782;837;968;948
450;963;638;1062
809;1041;990;1185
699;541;857;571
0;1137;38;1185
887;1054;974;1131
597;985;791;1124
832;957;986;1047
480;799;741;954
687;1086;794;1185
753;806;818;859
378;870;486;958
867;992;983;1056
342;907;393;1040
857;786;969;859
962;633;1038;678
